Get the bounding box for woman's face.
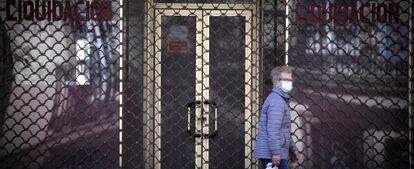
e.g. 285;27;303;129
273;72;293;87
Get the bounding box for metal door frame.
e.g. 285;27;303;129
143;2;260;169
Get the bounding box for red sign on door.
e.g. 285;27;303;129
167;39;189;54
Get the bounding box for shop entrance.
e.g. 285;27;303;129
144;5;260;169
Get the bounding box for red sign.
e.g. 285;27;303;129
295;1;400;25
6;0;112;21
167;39;189;54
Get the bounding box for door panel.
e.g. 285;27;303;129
208;16;246;169
152;9;255;169
160;16;197;169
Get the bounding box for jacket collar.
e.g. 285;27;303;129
272;86;290;102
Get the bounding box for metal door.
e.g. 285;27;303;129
145;9;258;169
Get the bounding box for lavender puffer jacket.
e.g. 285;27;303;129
252;87;298;160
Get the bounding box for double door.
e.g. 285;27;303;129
144;8;259;169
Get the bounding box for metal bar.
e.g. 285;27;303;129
144;1;155;169
204;9;252;16
188;107;191;132
214;105;217;133
284;0;290;65
161;9;201;16
154;10;163;169
252;1;262;168
119;0;125;167
155;3;256;10
244;10;254;169
201;11;210;169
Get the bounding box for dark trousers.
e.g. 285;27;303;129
259;159;289;169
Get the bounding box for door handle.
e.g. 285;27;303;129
186;100;218;138
186;100;201;137
202;100;218;138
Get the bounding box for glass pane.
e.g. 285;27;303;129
209;16;246;169
160;16;196;169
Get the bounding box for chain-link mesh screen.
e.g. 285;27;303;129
0;0;122;168
263;0;412;168
1;0;413;169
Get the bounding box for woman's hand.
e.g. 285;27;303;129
272;154;281;165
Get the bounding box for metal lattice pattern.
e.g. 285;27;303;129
1;0;413;169
281;0;411;168
0;0;122;168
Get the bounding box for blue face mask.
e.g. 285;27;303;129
281;81;293;93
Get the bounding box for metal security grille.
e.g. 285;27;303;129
0;0;122;168
276;0;413;168
0;0;413;169
136;3;262;169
